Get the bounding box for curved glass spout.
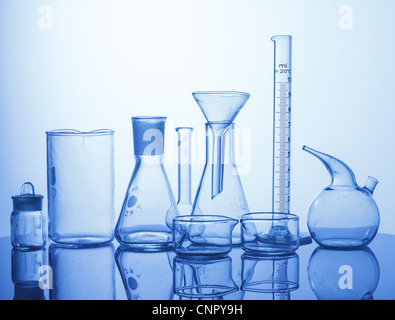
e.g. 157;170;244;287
302;146;357;187
192;91;250;198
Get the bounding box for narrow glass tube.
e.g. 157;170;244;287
176;127;194;215
271;35;292;213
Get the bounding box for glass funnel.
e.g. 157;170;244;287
192;91;250;199
191;123;249;245
115;117;179;250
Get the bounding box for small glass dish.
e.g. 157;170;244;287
240;212;299;255
172;215;238;257
173;255;238;298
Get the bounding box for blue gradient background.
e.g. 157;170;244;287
1;0;394;236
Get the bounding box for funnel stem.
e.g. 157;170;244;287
210;125;228;199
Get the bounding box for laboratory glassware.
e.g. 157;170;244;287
303;146;380;248
173;255;238;298
308;247;379;300
191;91;250;245
240;212;299;255
46;129;115;246
49;243;115;300
115;246;174;300
115;116;179;250
173;215;238;256
12;247;47;300
176;127;194;215
271;35;292;213
192;123;249;245
241;253;299;300
11;182;45;249
192;91;249;199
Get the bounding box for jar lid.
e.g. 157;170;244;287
12;182;43;211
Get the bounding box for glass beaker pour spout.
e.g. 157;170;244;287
192;91;250;198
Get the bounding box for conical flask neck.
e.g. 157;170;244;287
303;146;357;187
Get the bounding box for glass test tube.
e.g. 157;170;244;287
176;127;194;215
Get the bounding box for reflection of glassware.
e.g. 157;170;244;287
11;182;45;249
271;35;292;214
303;146;380;248
176;127;194;215
173;215;238;257
240;213;299;255
46;129;115;246
241;253;299;300
173;255;238;299
49;243;115;300
115;246;174;300
307;247;380;300
192;121;249;244
115;117;179;250
11;248;47;300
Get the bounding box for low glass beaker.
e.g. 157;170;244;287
173;215;238;257
173;255;238;298
241;253;299;297
46;129;115;246
241;213;299;255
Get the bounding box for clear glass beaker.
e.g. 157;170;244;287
241;212;299;255
115;117;179;250
49;243;116;300
173;255;238;299
192;123;249;245
46;129;115;246
241;253;299;298
173;215;238;257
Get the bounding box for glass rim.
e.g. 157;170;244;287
132;116;166;121
192;91;250;98
241;212;299;222
46;129;114;136
174;215;238;224
175;126;194;131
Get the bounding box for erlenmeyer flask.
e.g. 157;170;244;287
115;246;174;300
192;123;249;245
115;117;179;250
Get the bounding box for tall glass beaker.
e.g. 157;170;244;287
46;129;115;246
192;123;249;244
115;117;179;250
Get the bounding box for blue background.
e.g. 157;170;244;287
1;0;393;236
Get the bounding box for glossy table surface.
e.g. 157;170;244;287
1;233;394;300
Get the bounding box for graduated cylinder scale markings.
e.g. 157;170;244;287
271;35;292;213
